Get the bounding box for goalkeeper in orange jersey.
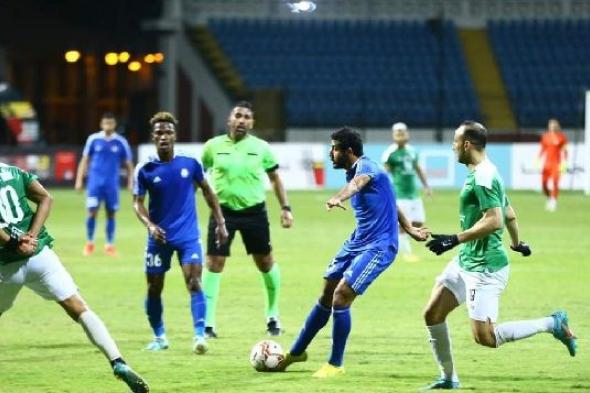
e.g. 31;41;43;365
539;119;568;212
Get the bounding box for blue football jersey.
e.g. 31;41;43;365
83;131;132;188
134;153;205;245
344;156;398;252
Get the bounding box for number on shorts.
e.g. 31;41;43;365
145;252;162;268
0;186;25;228
469;288;476;302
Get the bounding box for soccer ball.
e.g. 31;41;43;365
250;340;285;372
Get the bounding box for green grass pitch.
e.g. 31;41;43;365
0;189;588;392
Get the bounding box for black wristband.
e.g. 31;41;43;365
4;234;19;251
281;205;292;212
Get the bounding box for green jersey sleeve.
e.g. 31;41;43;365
20;168;38;188
473;183;502;211
262;143;279;172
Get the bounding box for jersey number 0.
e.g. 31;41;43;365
0;185;25;228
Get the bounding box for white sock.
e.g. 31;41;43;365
78;310;122;362
494;317;554;347
398;233;412;255
427;322;458;382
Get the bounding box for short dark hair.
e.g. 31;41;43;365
234;100;253;112
149;111;178;127
461;120;487;150
331;127;364;156
101;112;116;120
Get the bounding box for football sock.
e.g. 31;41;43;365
106;216;116;244
398;233;411;255
329;306;351;367
290;302;331;356
203;270;221;327
78;310;122;362
261;264;281;319
190;290;206;337
145;296;165;337
427;322;458;382
86;215;96;242
494;317;554;346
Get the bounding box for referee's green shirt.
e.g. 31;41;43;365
202;134;279;211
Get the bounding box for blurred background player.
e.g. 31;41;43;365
0;163;148;392
539;118;568;212
133;112;228;354
75;112;134;256
201;101;293;337
422;121;576;390
381;122;431;262
279;127;428;377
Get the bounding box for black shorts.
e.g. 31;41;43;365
207;203;272;257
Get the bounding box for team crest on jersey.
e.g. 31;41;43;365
153;176;162;184
180;168;189;178
0;171;13;181
111;146;119;152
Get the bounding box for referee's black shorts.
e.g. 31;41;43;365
207;203;272;257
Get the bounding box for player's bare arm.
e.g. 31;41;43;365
133;195;166;244
197;178;229;246
125;160;134;191
427;207;502;255
267;169;293;228
74;155;89;192
414;163;432;197
326;174;371;211
397;205;430;241
505;204;532;256
25;180;53;239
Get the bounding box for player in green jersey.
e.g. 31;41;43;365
0;163;148;392
420;121;577;390
201;101;293;337
382;122;431;262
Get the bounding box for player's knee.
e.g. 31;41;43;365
186;277;202;293
332;285;355;308
147;282;164;297
473;330;496;348
253;254;273;273
423;305;445;325
206;257;225;273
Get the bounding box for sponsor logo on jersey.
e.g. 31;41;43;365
153;176;162;184
181;168;189;178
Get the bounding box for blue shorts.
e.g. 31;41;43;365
144;239;203;274
324;244;397;295
86;184;119;212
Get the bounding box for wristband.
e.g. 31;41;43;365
281;205;292;212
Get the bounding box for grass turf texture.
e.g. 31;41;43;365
0;190;588;393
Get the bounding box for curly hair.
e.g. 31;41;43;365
149;111;178;127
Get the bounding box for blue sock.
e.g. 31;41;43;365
86;215;96;242
145;297;165;337
329;306;351;367
106;216;116;244
290;302;331;356
191;291;206;337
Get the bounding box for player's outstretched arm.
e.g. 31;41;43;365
397;205;430;241
267;170;293;228
326;174;372;211
125;160;134;191
133;195;166;244
74;156;89;192
505;204;531;256
197;179;229;246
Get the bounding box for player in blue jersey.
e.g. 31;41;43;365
133;112;228;354
278;127;429;377
75;112;134;257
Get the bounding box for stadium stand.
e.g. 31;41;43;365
208;19;481;127
489;19;590;127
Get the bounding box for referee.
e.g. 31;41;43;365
201;101;293;337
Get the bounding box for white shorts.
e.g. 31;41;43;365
436;257;509;322
0;247;78;314
397;198;426;224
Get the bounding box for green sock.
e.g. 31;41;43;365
203;270;222;328
261;264;281;319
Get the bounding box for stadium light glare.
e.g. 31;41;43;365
118;51;131;63
287;1;317;13
104;52;119;66
153;52;165;63
128;61;142;72
64;50;81;63
144;54;155;64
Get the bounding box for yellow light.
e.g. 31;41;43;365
118;51;130;63
144;54;155;64
104;52;119;66
65;50;81;63
128;61;142;72
153;52;165;63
